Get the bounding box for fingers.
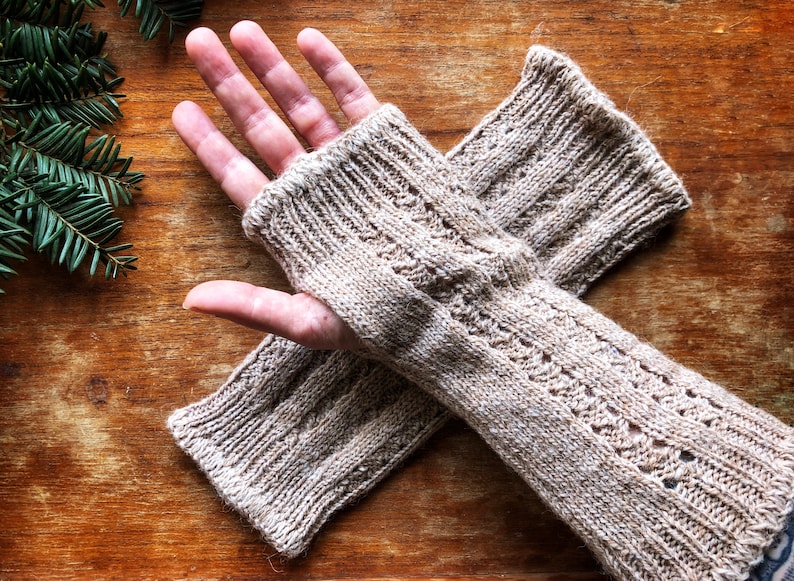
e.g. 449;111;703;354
184;27;306;175
297;27;381;124
172;100;267;209
180;23;381;199
230;21;343;149
230;21;380;143
183;281;363;351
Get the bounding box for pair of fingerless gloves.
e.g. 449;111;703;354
168;46;794;579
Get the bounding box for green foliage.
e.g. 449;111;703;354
2;171;137;278
118;0;204;43
0;0;203;294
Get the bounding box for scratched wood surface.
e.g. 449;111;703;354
1;1;792;579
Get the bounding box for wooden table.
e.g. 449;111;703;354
1;1;792;578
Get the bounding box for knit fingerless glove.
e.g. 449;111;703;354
239;104;794;580
169;46;691;558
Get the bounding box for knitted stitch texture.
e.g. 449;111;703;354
168;46;692;558
237;104;794;579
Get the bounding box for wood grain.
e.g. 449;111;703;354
1;1;792;578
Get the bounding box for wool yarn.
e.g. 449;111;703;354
169;46;693;559
240;103;794;579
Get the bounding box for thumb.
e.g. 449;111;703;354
183;280;362;350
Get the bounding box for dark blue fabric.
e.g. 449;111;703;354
752;513;794;581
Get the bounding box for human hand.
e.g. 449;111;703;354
173;22;379;350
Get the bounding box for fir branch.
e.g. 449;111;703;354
9;118;143;205
0;0;206;293
0;0;145;293
0;1;104;32
0;15;123;128
118;0;202;42
0;193;29;290
0;14;108;64
3;171;137;279
0;57;124;127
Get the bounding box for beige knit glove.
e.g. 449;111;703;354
237;101;794;580
168;46;691;558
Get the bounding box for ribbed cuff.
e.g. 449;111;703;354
168;335;448;557
242;105;439;287
450;45;690;294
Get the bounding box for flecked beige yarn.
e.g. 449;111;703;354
169;47;689;556
237;101;794;580
168;46;694;560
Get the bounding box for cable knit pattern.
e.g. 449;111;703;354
235;104;794;580
168;46;693;559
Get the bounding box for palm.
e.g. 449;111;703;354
172;22;379;350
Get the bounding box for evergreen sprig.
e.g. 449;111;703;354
10;116;143;206
119;0;203;43
2;56;125;127
3;170;137;278
0;0;203;294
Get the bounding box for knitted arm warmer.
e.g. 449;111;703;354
239;104;794;579
168;46;691;558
